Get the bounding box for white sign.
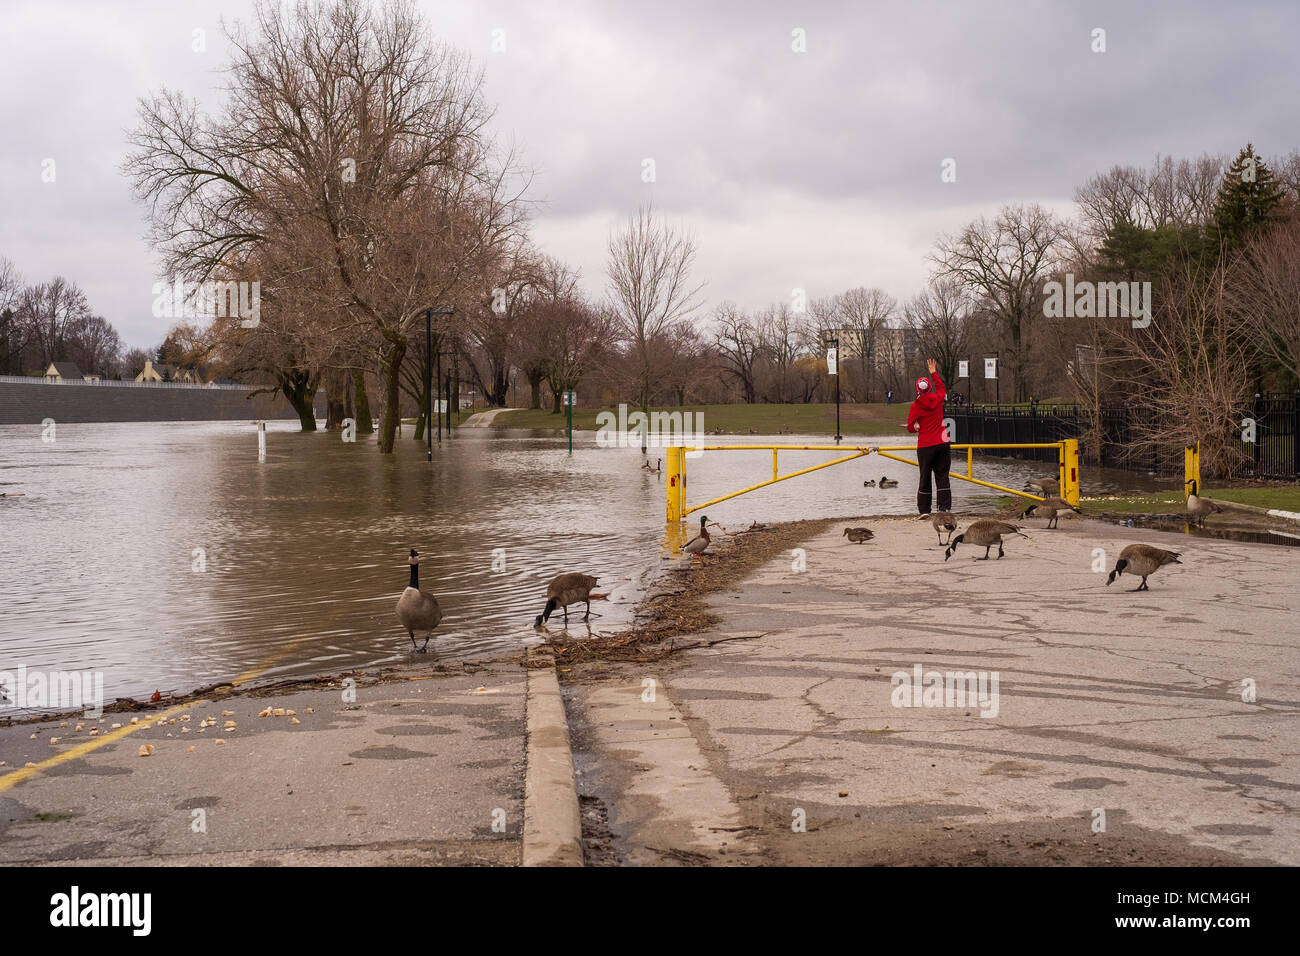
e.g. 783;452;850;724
563;391;576;406
984;358;997;379
958;360;969;379
434;399;448;412
826;347;838;375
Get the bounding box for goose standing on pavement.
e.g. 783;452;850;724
683;514;712;558
1021;496;1081;529
534;572;600;626
925;511;958;545
1185;479;1223;527
396;549;443;652
944;519;1028;561
1106;544;1181;591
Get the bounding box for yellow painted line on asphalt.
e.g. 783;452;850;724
2;631;354;792
0;700;205;794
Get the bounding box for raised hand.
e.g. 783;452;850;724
927;358;937;375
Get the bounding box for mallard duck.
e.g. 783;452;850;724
1185;479;1223;527
395;549;443;652
1106;544;1181;591
1021;496;1080;529
683;514;712;557
863;479;876;487
944;520;1028;561
879;476;899;488
843;527;874;543
534;572;600;626
926;511;958;545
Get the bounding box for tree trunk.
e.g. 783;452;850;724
280;370;318;432
353;368;374;434
324;373;346;429
379;338;407;454
528;367;544;409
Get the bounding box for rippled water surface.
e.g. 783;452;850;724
0;421;1183;699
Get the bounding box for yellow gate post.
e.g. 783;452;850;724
666;446;685;521
1184;443;1201;499
1060;439;1081;506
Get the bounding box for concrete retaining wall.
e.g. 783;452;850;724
0;379;326;425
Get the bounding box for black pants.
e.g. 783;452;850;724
917;443;952;515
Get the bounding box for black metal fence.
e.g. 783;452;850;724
946;393;1300;479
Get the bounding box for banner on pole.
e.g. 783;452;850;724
984;358;998;379
958;360;969;379
826;348;838;375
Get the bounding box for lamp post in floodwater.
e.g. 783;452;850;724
824;334;841;445
425;308;454;461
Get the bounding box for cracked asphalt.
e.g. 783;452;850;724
567;516;1300;865
0;669;525;865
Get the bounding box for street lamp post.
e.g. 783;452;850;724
424;308;454;461
825;334;841;445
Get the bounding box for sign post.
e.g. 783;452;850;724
564;391;575;454
825;338;841;445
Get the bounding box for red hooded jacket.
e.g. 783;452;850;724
907;373;948;447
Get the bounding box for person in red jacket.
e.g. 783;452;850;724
906;359;951;516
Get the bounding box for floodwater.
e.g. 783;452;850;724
0;421;1257;702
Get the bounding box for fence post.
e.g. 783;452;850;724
666;446;685;522
1184;443;1200;499
1060;439;1080;506
1293;391;1300;479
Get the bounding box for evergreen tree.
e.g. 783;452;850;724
1206;143;1285;254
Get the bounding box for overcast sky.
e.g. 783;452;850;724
2;0;1297;349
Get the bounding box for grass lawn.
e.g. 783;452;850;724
492;402;912;435
1081;486;1300;515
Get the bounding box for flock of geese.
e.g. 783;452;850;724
837;471;1222;592
395;471;1223;652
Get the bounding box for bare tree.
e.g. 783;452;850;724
903;278;972;389
0;257;26;374
606;204;704;449
1232;213;1300;384
1074;154;1223;248
836;286;895;402
932;204;1063;401
754;302;804;403
124;0;527;449
1109;260;1251;475
17;277;92;367
712;302;761;404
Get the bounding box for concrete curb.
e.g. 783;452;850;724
522;656;583;866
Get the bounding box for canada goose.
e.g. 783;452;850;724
1024;476;1060;496
944;519;1028;561
683;514;712;557
534;572;600;626
925;511;958;545
1021;496;1080;529
642;457;662;473
879;476;899;488
1185;479;1223;527
395;549;443;652
863;479;876;487
843;527;874;543
1106;543;1181;591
